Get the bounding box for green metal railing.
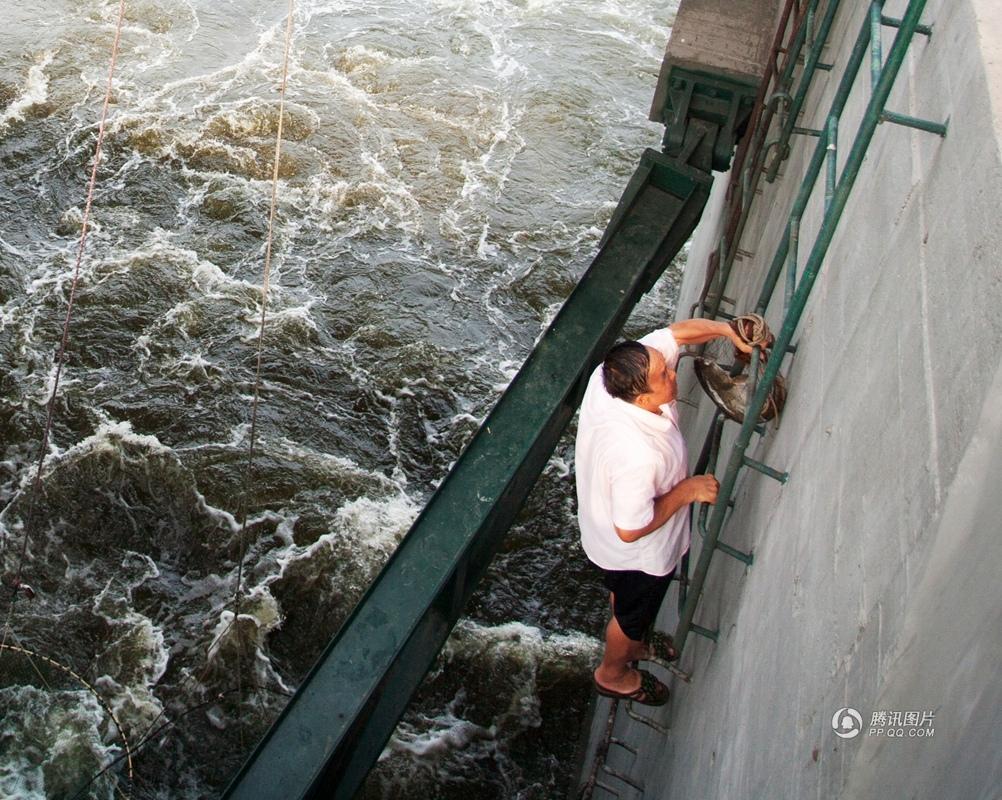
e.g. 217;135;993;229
674;0;946;656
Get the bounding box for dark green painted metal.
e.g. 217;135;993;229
755;13;875;316
675;0;937;659
785;217;799;315
881;14;932;37
699;0;817;323
222;148;713;800
715;539;754;565
881;110;948;136
692;416;751;568
742;456;789;484
826;115;838;213
765;0;844;183
871;1;885;92
655;67;759;172
690;624;719;642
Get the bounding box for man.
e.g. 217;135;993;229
576;318;753;705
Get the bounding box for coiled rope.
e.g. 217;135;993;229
729;312;775;355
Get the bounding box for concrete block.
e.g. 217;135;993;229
660;0;783;84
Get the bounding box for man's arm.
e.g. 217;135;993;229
614;474;719;543
669;318;753;355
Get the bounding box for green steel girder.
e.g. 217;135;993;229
653;67;760;172
222;148;713;800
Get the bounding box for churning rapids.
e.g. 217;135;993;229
0;1;683;797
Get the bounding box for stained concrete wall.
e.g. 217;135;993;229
581;1;1002;798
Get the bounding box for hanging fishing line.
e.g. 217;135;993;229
68;6;301;792
231;0;296;733
0;0;127;663
6;2;301;795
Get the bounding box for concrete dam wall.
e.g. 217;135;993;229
578;0;1002;798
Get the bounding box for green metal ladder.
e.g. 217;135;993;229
674;0;946;655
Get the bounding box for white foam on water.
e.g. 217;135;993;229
386;708;494;760
333;492;418;555
445;619;601;676
0;686;119;800
1;1;679;795
0;51;54;133
205;585;292;693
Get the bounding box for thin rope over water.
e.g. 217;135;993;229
0;642;134;783
1;0;128;656
232;0;297;724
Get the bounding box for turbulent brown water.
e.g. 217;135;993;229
0;1;682;797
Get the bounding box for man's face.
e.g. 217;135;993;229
644;346;677;408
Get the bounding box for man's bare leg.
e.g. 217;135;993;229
594;593;647;692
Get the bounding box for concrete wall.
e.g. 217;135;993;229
584;1;1002;798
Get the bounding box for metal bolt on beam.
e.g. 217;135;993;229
625;702;670;734
880;110;948;136
601;764;644;793
792;126;822;136
742;455;789;483
815;62;834;71
881;15;932;37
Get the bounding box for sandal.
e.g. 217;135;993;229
643;630;679;664
593;669;670;706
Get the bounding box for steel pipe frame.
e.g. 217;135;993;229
699;0;817;320
765;0;847;184
674;0;937;657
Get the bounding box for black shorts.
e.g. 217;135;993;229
598;566;676;642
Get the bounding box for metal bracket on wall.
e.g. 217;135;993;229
656;67;760;172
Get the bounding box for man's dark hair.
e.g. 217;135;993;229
602;340;650;402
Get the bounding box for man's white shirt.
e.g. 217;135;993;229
575;328;690;576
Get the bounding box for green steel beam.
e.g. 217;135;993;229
655;67;760;171
222;148;713;800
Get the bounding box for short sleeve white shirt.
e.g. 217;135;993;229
575;328;690;576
